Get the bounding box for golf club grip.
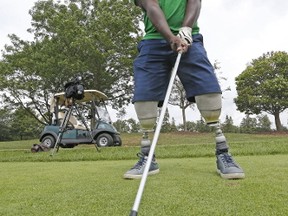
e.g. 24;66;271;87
129;210;138;216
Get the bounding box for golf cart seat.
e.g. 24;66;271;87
58;111;86;130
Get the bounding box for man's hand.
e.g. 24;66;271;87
169;36;189;53
177;27;193;46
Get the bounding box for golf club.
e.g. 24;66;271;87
129;52;182;216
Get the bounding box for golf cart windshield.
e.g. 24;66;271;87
96;105;111;123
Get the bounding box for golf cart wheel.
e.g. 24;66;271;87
96;133;113;147
41;135;55;148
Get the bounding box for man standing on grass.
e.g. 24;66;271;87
123;0;245;180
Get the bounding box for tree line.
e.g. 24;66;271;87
0;105;280;141
112;112;281;134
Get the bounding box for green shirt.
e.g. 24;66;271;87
136;0;200;40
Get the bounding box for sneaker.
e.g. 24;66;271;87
216;153;245;179
123;153;160;179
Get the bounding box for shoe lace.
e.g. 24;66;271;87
131;153;147;170
221;153;238;168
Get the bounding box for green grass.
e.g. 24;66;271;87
1;156;288;216
1;133;288;162
0;132;288;215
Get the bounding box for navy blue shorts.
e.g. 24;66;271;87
133;34;221;104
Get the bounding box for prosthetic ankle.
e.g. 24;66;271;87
195;93;229;154
134;101;158;156
214;123;229;154
140;131;151;155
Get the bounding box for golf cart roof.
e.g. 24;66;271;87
54;89;108;103
49;90;109;112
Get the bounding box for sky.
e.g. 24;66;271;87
1;0;288;128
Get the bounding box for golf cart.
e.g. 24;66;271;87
39;89;122;149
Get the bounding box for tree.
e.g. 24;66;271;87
10;107;42;140
169;77;194;131
185;121;197;132
234;51;288;131
239;114;257;133
213;60;231;93
113;119;129;133
170;117;178;132
126;118;140;133
0;108;13;141
178;121;197;132
0;107;41;140
0;0;142;125
256;114;272;132
160;109;171;133
195;118;212;132
221;115;238;133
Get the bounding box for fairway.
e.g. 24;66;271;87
1;155;288;216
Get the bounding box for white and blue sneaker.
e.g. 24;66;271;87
216;153;245;179
123;153;160;179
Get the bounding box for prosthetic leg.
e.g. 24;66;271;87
195;93;229;153
123;101;159;180
134;101;158;156
195;93;245;179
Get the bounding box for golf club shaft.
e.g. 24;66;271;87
130;52;182;216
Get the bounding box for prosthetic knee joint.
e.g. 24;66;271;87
134;101;158;155
195;93;229;153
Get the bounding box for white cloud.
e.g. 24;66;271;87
0;0;35;49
